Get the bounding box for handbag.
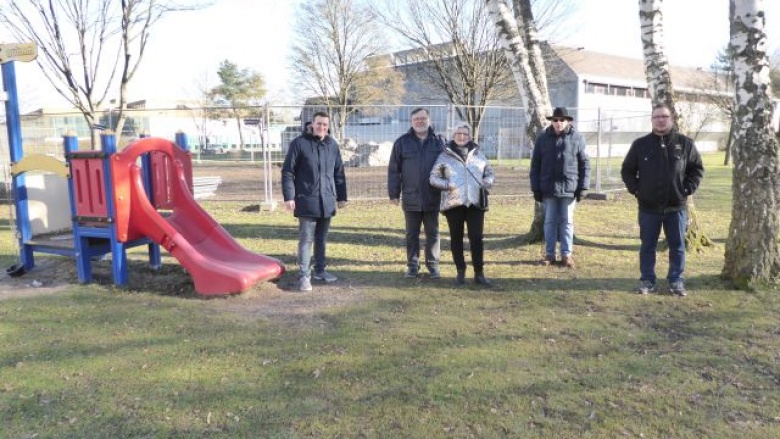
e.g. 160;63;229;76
478;186;489;210
464;162;489;211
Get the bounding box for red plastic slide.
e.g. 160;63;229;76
111;138;285;296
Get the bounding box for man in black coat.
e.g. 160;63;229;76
282;112;347;291
621;103;703;297
388;107;445;279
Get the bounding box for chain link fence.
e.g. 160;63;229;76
2;104;729;198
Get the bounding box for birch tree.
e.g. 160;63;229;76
638;0;679;123
0;0;202;147
486;0;551;137
638;0;711;252
485;0;552;241
723;0;780;288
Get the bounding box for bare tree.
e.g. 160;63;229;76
351;55;406;120
289;0;402;141
0;0;204;147
375;0;515;138
183;71;217;158
723;0;780;288
707;46;739;165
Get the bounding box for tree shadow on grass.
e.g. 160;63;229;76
573;236;637;252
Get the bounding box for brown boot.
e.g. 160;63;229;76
562;255;575;268
541;255;556;266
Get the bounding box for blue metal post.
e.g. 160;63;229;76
100;133;128;286
2;61;33;270
175;131;189;151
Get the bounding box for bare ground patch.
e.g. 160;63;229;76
0;256;368;324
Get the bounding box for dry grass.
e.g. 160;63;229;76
1;155;779;438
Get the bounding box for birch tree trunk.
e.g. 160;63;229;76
638;0;711;252
639;0;677;119
723;0;780;288
486;0;551;136
486;0;551;242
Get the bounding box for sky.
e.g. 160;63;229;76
4;0;780;112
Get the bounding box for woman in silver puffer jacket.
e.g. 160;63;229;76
429;122;495;286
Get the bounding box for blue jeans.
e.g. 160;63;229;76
638;209;687;284
297;216;332;277
543;196;577;257
404;210;440;271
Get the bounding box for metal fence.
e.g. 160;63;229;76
2;103;726;203
2;103;728;262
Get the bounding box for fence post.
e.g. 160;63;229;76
595;107;602;194
260;102;277;211
608;117;614;182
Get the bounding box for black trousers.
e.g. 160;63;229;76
443;205;486;273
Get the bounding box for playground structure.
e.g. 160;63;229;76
2;46;285;296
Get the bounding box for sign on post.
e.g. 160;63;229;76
0;43;38;64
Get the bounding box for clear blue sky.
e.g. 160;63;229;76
5;0;779;111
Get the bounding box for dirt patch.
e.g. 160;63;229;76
0;257;74;300
0;256;368;322
208;279;369;326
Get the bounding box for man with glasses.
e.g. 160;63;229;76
388;107;445;279
530;107;590;268
621;103;704;296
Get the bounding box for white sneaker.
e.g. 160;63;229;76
298;276;312;291
637;280;657;295
313;271;338;283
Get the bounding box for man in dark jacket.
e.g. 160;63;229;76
282;112;347;291
388;107;445;278
621;103;704;296
530;107;590;268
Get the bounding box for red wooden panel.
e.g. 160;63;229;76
70;156;108;218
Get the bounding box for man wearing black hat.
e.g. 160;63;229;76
530;107;591;268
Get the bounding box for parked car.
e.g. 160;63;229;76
201;145;226;155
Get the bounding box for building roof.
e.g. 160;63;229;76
550;45;727;93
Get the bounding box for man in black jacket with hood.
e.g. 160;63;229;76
388;107;445;279
282;112;347;292
621;103;704;297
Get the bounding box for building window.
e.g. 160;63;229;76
633;88;648;98
585;82;607;94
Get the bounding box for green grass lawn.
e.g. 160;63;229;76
1;154;779;438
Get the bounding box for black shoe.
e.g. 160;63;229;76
455;270;466;285
474;273;491;286
404;267;419;278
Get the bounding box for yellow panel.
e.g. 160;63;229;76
10;154;69;178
